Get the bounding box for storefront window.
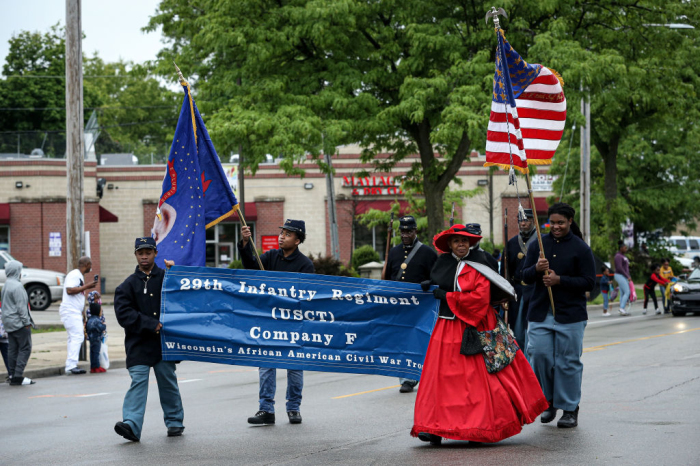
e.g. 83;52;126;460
205;222;253;267
353;221;388;260
0;226;9;251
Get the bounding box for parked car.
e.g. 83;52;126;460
670;268;700;317
0;251;65;311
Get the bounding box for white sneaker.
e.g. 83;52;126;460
602;312;612;317
655;309;662;315
642;309;647;315
619;309;629;316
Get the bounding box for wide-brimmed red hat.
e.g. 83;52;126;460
433;224;482;253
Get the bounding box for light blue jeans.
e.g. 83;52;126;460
614;274;631;311
122;361;184;439
259;368;303;412
527;313;587;412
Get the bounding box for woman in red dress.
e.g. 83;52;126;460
412;225;548;445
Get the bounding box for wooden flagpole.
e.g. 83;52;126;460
525;173;556;315
239;209;264;271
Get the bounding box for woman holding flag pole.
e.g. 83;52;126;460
481;8;595;429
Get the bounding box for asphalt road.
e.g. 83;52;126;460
1;314;699;465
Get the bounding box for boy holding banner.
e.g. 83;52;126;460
239;220;314;425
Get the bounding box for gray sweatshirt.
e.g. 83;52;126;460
1;260;32;332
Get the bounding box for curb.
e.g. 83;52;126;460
2;359;127;380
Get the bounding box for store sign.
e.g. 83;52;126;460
221;164;239;197
342;176;403;196
49;232;61;257
261;235;278;253
530;174;559;192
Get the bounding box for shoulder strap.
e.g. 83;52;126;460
392;240;423;280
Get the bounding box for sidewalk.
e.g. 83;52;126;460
2;296;660;380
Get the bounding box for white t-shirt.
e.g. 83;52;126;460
59;269;86;316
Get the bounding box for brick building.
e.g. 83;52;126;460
0;145;555;292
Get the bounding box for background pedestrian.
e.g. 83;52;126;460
642;264;669;315
600;265;612;317
59;256;97;375
1;260;35;386
614;241;632;316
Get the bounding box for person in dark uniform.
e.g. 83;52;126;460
239;219;315;426
114;237;184;442
384;215;437;393
462;223;499;273
501;209;537;348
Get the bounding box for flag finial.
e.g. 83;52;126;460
173;62;187;86
485;7;508;29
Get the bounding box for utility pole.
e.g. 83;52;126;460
580;92;591;245
65;0;84;271
324;146;340;261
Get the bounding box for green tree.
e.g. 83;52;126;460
532;0;700;254
148;0;571;239
0;26;180;161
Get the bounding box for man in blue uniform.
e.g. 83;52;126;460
114;237;184;442
522;203;595;429
384;215;437;393
239;219;315;425
501;209;537;347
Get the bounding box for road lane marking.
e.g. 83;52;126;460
583;326;700;353
178;379;202;383
207;368;257;374
29;393;111;399
333;385;401;399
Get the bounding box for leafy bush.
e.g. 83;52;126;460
309;254;359;277
228;260;243;269
352;245;380;270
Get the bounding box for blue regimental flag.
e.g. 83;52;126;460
152;83;239;266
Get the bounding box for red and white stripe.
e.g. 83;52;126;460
485;67;566;168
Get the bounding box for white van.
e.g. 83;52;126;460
666;236;700;259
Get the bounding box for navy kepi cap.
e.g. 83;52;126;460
135;236;157;251
280;219;306;235
399;215;417;230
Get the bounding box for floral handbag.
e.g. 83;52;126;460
478;312;520;374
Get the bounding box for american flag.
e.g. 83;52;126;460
484;31;566;172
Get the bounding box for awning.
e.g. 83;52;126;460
99;205;119;223
354;200;409;216
230;202;257;222
0;203;10;224
532;198;549;215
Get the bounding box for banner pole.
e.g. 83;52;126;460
239;209;265;271
525;172;555;315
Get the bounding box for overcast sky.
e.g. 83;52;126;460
0;0;165;67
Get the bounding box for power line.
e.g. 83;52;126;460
3;75;152;79
0;118;177;133
0;105;177;111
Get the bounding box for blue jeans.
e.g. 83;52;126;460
88;333;101;369
602;291;609;310
122;360;184;439
514;296;530;359
258;368;303;412
614;274;630;311
527;313;587;412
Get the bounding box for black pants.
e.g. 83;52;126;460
8;327;32;379
643;287;658;310
0;341;9;373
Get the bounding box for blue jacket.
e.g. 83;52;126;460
86;315;106;338
522;231;595;324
